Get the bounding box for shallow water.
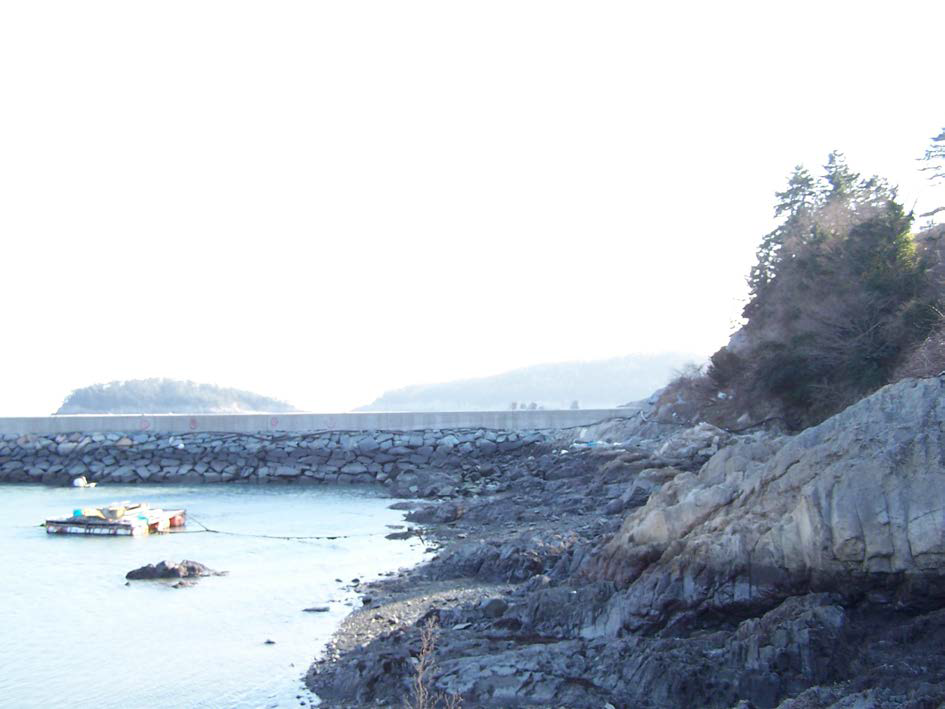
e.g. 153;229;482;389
0;484;426;708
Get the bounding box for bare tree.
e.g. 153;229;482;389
406;617;462;709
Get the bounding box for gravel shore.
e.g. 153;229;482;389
306;435;690;707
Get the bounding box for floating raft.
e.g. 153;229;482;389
45;502;186;537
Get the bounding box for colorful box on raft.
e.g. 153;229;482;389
45;503;186;537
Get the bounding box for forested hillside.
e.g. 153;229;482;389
55;378;297;414
357;353;696;412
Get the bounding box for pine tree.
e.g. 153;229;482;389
745;166;817;318
919;126;945;220
919;127;945;183
822;151;860;204
775;165;817;218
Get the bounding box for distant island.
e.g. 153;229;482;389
55;378;297;415
356;352;699;412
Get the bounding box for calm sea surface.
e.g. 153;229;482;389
0;484;426;708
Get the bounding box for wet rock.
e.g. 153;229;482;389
405;502;463;524
126;560;226;580
385;529;420;540
387;500;423;511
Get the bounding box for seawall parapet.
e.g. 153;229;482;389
0;409;631;436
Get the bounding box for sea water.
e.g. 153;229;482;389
0;484;426;708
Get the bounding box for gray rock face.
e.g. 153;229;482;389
420;593;853;708
586;377;945;636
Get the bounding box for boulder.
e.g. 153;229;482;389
357;437;380;454
390;469;459;498
654;421;732;469
406;502;464;524
476;439;498;455
126;560;225;580
480;597;509;618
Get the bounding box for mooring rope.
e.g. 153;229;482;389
30;515;422;543
180;515;403;542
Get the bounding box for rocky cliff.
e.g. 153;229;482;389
587;377;945;632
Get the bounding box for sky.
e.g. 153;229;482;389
1;1;943;415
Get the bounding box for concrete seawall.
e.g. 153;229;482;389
0;409;633;435
0;409;642;491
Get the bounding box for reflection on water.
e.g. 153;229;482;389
0;484;425;708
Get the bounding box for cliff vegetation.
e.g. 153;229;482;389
658;132;945;431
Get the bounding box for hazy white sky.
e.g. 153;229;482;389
1;1;943;415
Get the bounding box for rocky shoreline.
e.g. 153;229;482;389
307;378;945;708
